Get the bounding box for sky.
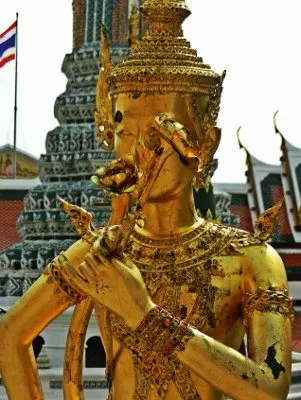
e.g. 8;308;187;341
1;0;301;183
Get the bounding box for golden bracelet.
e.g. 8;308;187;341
242;288;294;327
44;254;87;304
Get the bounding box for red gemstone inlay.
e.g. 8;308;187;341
107;131;114;139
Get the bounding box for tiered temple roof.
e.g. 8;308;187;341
0;0;138;296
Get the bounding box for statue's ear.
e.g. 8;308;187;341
201;125;221;157
194;126;221;189
185;93;209;143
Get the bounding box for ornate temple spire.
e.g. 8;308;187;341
110;0;220;96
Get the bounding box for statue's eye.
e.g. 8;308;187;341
115;111;123;123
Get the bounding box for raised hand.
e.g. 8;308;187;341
62;241;155;330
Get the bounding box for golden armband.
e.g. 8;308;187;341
43;254;87;304
242;288;294;327
119;306;195;357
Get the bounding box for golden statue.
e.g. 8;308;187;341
0;1;293;399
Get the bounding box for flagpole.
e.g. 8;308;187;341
13;12;18;179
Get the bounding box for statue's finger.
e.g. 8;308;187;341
60;258;90;292
88;261;105;277
111;257;131;273
85;253;100;270
123;258;137;270
79;264;96;283
91;249;113;270
76;262;91;281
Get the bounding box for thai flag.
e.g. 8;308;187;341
0;21;17;69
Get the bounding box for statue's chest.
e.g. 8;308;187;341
122;222;248;333
140;256;242;332
108;255;243;400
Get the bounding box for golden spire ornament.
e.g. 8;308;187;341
254;199;283;241
110;0;221;95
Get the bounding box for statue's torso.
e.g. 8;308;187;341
96;221;262;400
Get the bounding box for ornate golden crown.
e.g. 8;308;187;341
109;0;222;95
95;0;225;188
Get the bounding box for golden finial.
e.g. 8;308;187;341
109;0;221;94
95;25;114;151
58;197;98;244
273;110;281;136
274;111;301;229
237;126;252;156
237;126;253;182
141;0;191;27
254;200;283;241
237;126;244;150
273;110;287;155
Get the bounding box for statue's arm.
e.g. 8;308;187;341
60;242;292;400
175;244;292;400
0;239;91;400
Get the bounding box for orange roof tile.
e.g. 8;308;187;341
0;200;23;252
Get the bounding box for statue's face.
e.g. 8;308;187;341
114;93;200;200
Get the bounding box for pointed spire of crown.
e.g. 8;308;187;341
110;0;221;95
140;0;191;37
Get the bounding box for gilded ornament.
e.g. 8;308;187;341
242;288;294;327
44;256;86;304
254;200;283;241
58;196;98;244
109;0;221;95
91;154;140;196
95;25;114;151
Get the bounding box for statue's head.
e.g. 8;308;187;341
95;0;225;196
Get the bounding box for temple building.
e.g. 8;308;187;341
0;144;38;179
0;144;39;264
0;178;40;253
0;1;301;398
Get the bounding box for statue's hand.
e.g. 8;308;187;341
64;244;155;330
154;113;200;161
